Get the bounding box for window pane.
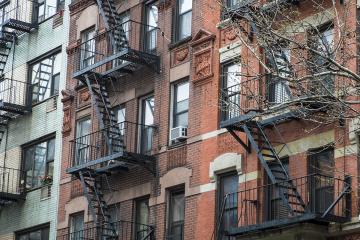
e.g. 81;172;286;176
147;5;158;28
176;82;189;103
226;64;240;88
46;0;57;19
175;112;188;127
179;0;192;13
29;230;41;240
179;11;192;39
176;99;188;113
142;97;154;126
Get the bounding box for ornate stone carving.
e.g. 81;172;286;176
191;29;215;83
194;49;212;81
78;88;91;106
221;27;238;46
62;108;72;134
176;48;189;62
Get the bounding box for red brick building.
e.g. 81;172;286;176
56;0;360;239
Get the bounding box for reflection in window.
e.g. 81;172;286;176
30;51;61;104
24;138;55;189
80;27;95;69
140;96;154;154
145;3;158;52
135;198;150;239
70;212;84;240
177;0;192;41
37;0;57;22
167;189;185;240
173;81;189;128
17;226;49;240
75;118;91;166
221;63;240;121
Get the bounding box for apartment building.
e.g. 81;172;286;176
56;0;360;240
0;0;69;239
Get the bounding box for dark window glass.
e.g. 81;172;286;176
309;148;334;213
135;198;150;239
24;138;55;189
70;212;84;240
221;62;240;121
167;189;185;240
267;159;289;221
217;172;238;239
17;225;50;240
30;52;61;104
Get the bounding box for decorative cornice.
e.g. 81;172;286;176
69;0;95;15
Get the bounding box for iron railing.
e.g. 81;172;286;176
217;174;351;237
0;166;26;198
68;121;155;169
0;0;35;26
72;20;159;74
0;78;30;107
57;220;155;240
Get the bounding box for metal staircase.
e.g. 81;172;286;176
0;31;14;76
242;122;306;216
79;170;117;238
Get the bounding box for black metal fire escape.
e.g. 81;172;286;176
68;0;158;236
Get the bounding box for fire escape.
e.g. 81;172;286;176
65;0;159;238
0;0;37;207
216;0;352;238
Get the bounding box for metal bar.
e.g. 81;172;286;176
228;129;250;153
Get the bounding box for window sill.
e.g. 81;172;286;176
168;140;187;150
32;94;58;107
168;36;192;50
26;183;52;193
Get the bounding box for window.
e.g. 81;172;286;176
176;0;192;41
108;204;121;222
221;62;241;120
119;11;130;41
140;96;154;154
144;3;158;53
37;0;60;22
167;188;185;240
114;105;126;135
80;27;95;69
225;0;240;9
17;225;49;240
134;198;150;239
267;159;289;221
267;48;291;104
24;138;55;189
172;81;189;128
70;212;84;240
75;118;91;166
30;51;61;104
308;148;334;213
217;172;238;239
308;24;334;95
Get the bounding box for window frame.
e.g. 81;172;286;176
16;224;50;240
166;186;185;240
80;27;96;69
69;212;84;240
143;1;158;53
22;135;56;190
133;196;150;239
138;94;155;154
74;117;92;166
171;80;189;129
216;171;238;239
220;61;241;121
35;0;64;24
175;0;192;42
28;49;62;105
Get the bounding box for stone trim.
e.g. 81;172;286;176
209;153;242;182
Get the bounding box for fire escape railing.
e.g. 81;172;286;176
67;121;155;172
0;0;37;31
218;174;351;237
72;20;160;78
0;166;26;201
0;78;30;109
57;220;155;240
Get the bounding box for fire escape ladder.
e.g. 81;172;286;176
96;0;128;50
242;122;306;216
79;170;118;237
0;31;14;76
84;73;123;156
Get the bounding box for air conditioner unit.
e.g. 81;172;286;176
170;126;188;141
